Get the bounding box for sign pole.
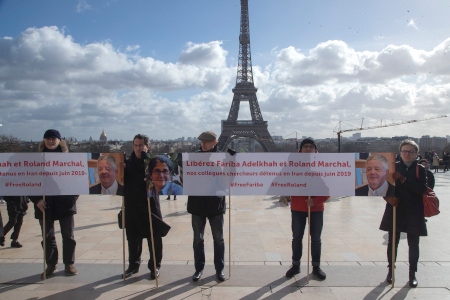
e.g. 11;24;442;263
42;196;47;280
147;196;158;287
307;197;311;284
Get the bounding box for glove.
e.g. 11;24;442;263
385;196;399;207
392;172;406;184
227;148;237;156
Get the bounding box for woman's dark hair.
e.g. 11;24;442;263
148;155;174;174
133;134;149;146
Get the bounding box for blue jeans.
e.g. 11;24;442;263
291;210;323;267
192;214;224;272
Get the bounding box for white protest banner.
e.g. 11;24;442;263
182;152;355;196
0;153;89;196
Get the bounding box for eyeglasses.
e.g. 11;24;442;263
400;150;417;154
152;169;170;175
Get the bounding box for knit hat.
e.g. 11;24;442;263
299;137;317;151
43;129;61;140
198;131;217;142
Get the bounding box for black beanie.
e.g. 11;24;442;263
299;137;317;151
43;129;61;140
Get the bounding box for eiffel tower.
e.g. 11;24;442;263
217;0;277;152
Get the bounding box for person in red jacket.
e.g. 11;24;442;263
285;137;329;280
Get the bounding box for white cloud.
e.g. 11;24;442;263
0;26;449;142
76;0;91;13
179;41;228;68
407;19;418;30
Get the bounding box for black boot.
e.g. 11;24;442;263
285;264;300;278
409;270;418;288
386;269;392;284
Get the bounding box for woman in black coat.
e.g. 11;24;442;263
380;139;427;288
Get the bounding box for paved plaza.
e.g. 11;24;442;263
1;172;449;299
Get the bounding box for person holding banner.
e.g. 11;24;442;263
286;137;329;280
123;134;156;279
379;139;427;288
89;155;124;196
29;129;79;278
188;131;227;282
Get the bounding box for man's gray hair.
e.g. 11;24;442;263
98;155;117;170
366;154;389;170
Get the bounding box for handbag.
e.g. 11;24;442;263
117;209;170;236
118;210;124;229
151;213;171;237
416;165;440;217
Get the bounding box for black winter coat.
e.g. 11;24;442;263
124;151;161;239
379;159;428;236
187;146;226;217
29;140;78;220
3;196;28;215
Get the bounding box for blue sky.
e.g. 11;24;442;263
0;0;450;142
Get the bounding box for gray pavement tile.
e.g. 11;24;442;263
1;172;450;299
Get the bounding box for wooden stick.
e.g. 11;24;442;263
228;189;231;278
307;196;311;284
392;206;396;288
42;196;46;280
122;197;126;281
147;196;158;287
391;174;397;288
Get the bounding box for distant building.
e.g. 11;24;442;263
432;137;447;151
99;129;107;143
351;133;361;140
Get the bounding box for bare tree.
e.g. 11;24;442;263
0;135;23;152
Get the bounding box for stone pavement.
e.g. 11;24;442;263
1;172;449;299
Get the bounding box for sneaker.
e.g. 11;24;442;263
313;266;326;280
11;240;23;248
285;265;300;278
65;264;78;276
41;265;57;279
0;236;4;247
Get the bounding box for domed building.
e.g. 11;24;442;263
99;129;107;144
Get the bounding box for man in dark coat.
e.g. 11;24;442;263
0;209;4;246
29;129;79;278
419;159;435;189
188;131;227;282
122;134;162;279
380;139;427;288
1;196;28;248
